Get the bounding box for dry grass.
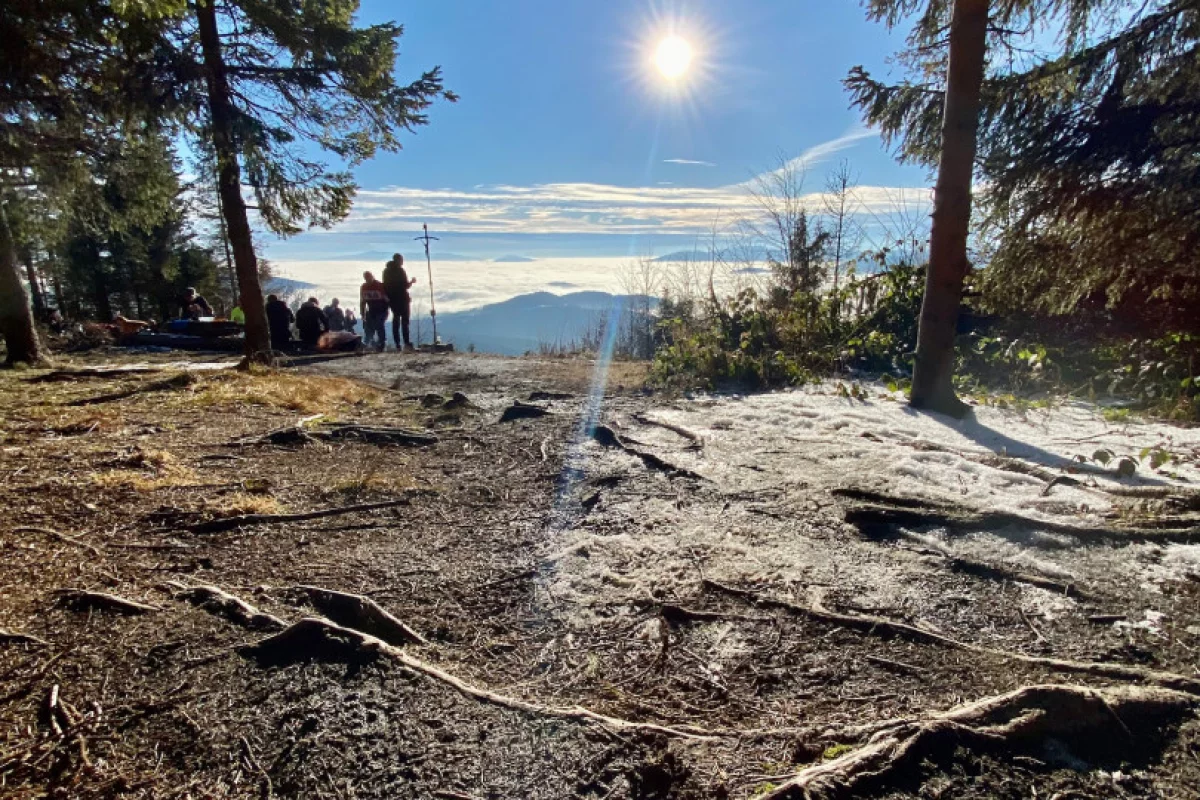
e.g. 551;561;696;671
204;491;283;517
182;369;381;414
90;448;201;491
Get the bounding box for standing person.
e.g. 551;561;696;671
180;287;214;320
324;298;346;332
264;293;294;352
359;271;389;352
382;253;417;350
295;297;329;350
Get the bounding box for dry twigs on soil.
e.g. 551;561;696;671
65;373;195;407
0;629;49;647
761;684;1197;800
590;424;707;481
235;423;438;448
704;579;1200;695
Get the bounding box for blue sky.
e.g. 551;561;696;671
267;1;932;272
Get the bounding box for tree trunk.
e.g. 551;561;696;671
21;249;46;318
909;0;988;418
196;0;269;358
0;203;45;365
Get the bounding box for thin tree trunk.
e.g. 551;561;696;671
196;0;269;359
909;0;988;418
0;203;44;365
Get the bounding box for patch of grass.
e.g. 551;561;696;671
205;492;283;517
822;743;854;761
183;369;381;414
326;465;418;498
91;450;200;492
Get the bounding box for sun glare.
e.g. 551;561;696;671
654;36;693;80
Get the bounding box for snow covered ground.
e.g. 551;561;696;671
541;383;1200;650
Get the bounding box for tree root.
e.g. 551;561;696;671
188;497;414;533
237;423;438;448
763;683;1197;799
499;401;552;423
703;579;1200;695
25;366;165;383
591;424;707;481
241;617;715;740
13;526;102;557
833;486;1200;544
168;582;285;630
0;629;48;647
290;585;426;646
65;372;195;407
56;589;159;615
630;412;704;448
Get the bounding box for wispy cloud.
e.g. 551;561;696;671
301;130;921;240
663;158;717;167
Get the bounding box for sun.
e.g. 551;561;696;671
654;36;693;80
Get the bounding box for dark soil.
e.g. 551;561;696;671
1;350;1197;799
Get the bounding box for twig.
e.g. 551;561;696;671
188;498;413;534
13;526;102;557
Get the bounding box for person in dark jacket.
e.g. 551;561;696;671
265;294;294;352
359;271;389;352
382;254;417;350
295;297;329;350
180;287;213;320
323;298;346;332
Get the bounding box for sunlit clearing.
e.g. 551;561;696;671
655;36;693;80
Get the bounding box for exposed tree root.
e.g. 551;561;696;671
65;373;195;407
762;684;1197;799
25;366;165;383
703;579;1200;695
630;412;704;448
168;582;285;631
187;497;413;533
499;401;552;423
13;526;102;557
56;589;159;615
833;486;1200;544
591;424;707;481
290;586;426;646
873;525;1088;599
236;423;438;448
0;629;48;647
242;617;715;740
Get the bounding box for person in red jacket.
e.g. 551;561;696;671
359;271;389;352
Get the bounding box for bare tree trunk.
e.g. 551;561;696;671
0;203;44;365
196;0;269;359
909;0;988;418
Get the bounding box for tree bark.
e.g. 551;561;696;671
0;202;44;365
909;0;989;418
196;0;269;358
21;249;45;318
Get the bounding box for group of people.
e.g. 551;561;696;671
259;253;418;354
264;295;359;352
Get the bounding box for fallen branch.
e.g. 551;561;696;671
168;583;285;631
703;579;1200;695
188;497;413;534
242;617;714;740
56;589;159;615
291;585;426;646
26;366;164;383
763;684;1197;799
591;424;707;481
834;487;1200;545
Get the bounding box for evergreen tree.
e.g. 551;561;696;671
170;0;456;358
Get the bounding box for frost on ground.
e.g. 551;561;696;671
542;384;1200;654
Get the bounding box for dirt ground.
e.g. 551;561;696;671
1;349;1198;799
